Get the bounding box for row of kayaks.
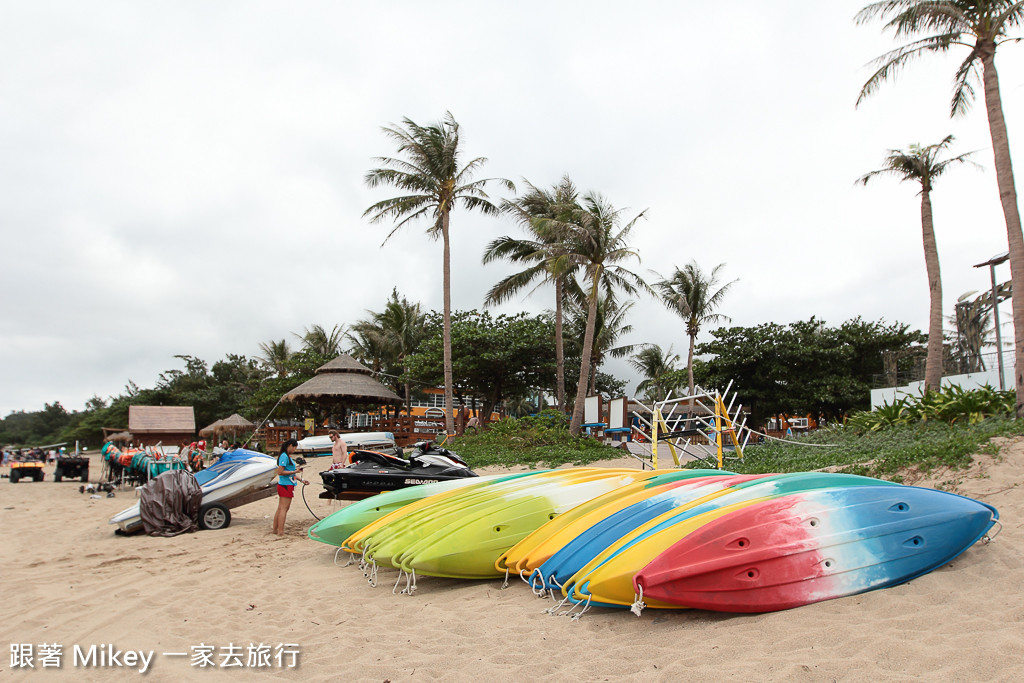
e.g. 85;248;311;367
307;468;999;614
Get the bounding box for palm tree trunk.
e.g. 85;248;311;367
920;187;943;392
555;278;566;413
686;332;696;396
981;49;1024;417
570;272;601;435
588;354;598;396
441;211;455;434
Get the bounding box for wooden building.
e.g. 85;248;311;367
127;406;196;447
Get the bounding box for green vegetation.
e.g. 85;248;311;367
846;385;1015;431
714;386;1021;480
448;410;621;469
728;419;1021;481
695;317;926;425
448;388;1023;483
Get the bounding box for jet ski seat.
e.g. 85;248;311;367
349;450;410;469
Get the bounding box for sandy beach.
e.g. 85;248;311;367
2;442;1023;682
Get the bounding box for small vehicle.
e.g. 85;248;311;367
10;456;45;483
54;454;90;482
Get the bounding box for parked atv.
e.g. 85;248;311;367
54;454;90;482
10;456;45;483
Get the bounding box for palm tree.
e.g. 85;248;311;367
346;322;390;374
347;290;427;414
858;136;978;392
374;288;428;414
856;0;1024;416
257;339;292;377
566;294;638;396
364;112;513;433
654;261;736;397
629;344;682;401
483;175;583;412
296;324;345;358
554;192;648;435
950;291;995;373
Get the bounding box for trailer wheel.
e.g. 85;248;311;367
34;470;44;482
10;470;19;483
199;503;231;530
80;468;89;483
55;467;63;482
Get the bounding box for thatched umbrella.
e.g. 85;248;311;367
199;419;225;438
200;414;256;441
283;354;403;405
105;430;132;444
282;354;403;412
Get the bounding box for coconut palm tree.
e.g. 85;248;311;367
566;294;638;396
856;0;1024;415
295;324;345;358
858;135;979;392
950;291;995;373
553;192;648;435
629;344;683;401
654;261;736;397
364;112;513;433
374;288;428;413
483;175;583;412
346;322;390;375
257;339;292;377
347;289;427;414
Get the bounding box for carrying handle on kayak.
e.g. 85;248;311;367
529;568;548;597
563;594;592;621
983;519;1003;543
630;585;646;617
334;547;354;567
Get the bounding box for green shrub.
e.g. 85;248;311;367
846;385;1015;432
447;411;622;468
730;417;1023;478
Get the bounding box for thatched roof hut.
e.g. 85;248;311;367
282;354;402;406
199;413;255;438
104;430;132;443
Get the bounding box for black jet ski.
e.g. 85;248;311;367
318;441;478;500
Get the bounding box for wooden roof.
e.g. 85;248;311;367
128;406;196;433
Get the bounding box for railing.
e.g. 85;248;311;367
871;350;1009;389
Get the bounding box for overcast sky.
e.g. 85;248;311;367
3;1;1024;417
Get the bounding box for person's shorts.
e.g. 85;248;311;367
277;484;295;498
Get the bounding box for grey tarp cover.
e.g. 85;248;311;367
139;469;203;537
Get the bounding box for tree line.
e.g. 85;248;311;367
1;307;926;448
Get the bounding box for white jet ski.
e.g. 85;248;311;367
110;449;278;533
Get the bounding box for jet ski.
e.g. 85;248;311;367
110;449;279;533
319;441;478;501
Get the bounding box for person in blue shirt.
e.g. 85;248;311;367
272;438;308;536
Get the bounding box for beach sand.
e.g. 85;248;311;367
2;442;1023;682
